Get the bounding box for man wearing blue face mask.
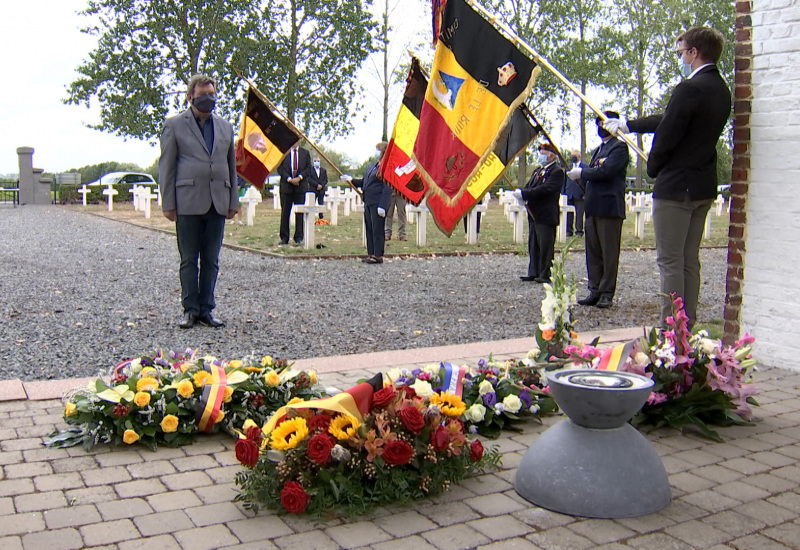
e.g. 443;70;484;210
603;27;731;327
159;74;238;329
307;157;328;220
513;143;564;283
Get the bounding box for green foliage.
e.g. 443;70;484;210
66;161;146;187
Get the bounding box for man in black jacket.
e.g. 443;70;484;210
604;27;731;326
568;112;630;309
307;156;328;219
277;144;312;244
514;143;564;283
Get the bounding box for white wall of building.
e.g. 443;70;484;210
744;0;800;369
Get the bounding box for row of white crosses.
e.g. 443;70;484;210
498;189;576;244
625;191;729;240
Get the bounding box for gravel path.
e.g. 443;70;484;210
0;206;728;381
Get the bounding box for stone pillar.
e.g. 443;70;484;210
17;147;35;205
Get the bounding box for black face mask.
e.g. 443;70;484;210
597;126;611;138
570;156;579;164
192;94;217;114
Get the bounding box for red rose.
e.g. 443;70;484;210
280;481;311;514
372;386;396;409
401;386;417;399
234;438;259;468
382;440;414;465
244;426;262;444
398;406;425;434
430;425;449;451
469;439;484;462
306;433;335;465
307;414;331;433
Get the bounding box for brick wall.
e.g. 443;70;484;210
732;0;800;369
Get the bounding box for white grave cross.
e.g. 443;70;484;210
406;199;429;246
102;185;118;212
557;195;576;243
78;185;91;206
293;192;326;250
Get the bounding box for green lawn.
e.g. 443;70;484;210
77;197;731;257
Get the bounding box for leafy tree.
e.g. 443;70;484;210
67;0;376;144
241;0;376;138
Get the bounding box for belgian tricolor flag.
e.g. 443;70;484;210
413;0;539;221
379;58;428;206
426;105;538;234
235;88;300;189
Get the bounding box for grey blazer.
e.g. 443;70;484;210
158;108;238;216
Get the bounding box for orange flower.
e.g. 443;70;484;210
569;331;578;340
123;430;140;444
542;329;556;341
160;414;179;433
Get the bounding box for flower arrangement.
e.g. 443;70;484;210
533;240;583;361
45;349;325;451
560;294;759;441
388;360;557;438
234;375;501;516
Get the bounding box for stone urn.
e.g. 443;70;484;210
514;369;671;518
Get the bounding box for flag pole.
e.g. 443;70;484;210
463;0;648;162
235;70;362;197
524;108;569;169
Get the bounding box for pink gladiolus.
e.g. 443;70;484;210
735;333;755;347
646;392;669;405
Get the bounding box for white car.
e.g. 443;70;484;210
87;172;157;187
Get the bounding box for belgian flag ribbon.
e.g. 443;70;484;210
412;0;539;234
195;363;228;433
235;88;300;189
596;340;636;372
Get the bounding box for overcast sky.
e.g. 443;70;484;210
0;1;433;177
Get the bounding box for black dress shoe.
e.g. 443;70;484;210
519;276;537;281
534;277;548;283
280;240;289;245
198;313;225;328
577;293;600;306
362;256;373;263
179;312;198;329
596;295;613;308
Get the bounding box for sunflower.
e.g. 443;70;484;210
245;366;262;373
136;377;159;392
269;417;309;450
328;414;360;440
429;392;466;418
193;371;213;388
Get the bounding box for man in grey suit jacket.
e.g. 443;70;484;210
159;74;238;329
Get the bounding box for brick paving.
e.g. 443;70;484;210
1;330;799;550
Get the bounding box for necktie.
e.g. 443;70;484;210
292;150;298;177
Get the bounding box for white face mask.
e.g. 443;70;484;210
313;161;320;168
537;152;549;165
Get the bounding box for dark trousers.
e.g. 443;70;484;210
364;205;386;257
176;207;226;315
584;216;623;298
314;189;325;218
527;219;556;279
462;211;482;233
280;191;304;243
567;198;585;235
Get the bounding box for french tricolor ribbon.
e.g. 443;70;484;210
441;362;468;397
195;363;227;432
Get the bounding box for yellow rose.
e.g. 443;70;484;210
176;379;195;399
214;410;225;424
261;355;274;367
123;429;140;444
228;360;243;369
223;385;234;403
160;414;179;433
309;370;317;384
136;377;159;391
64;402;77;417
133;391;151;408
264;370;280;386
140;367;157;377
193;371;212;388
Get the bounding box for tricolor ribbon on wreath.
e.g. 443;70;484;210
195;363;228;432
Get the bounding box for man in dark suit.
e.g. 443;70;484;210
564;149;587;237
604;27;731;325
568;112;630;309
514;143;564;283
342;142;393;263
307;156;328;219
277;144;312;243
159;74;238;329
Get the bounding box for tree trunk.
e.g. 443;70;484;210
286;0;299;124
381;0;389;141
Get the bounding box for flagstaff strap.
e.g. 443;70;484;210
441;362;468;397
596;340;635;372
195;363;228;433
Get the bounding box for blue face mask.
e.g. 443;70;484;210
537;152;549;165
680;61;693;77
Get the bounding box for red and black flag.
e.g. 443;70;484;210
412;0;539;232
235;88;300;189
379;57;429;206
